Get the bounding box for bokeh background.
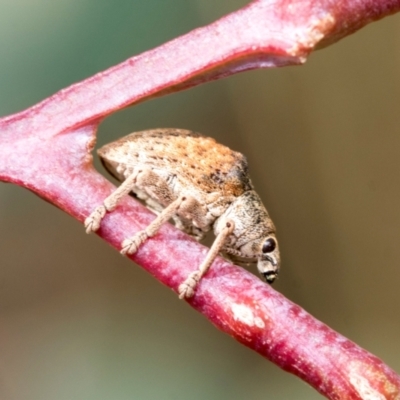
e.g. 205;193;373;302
1;1;400;399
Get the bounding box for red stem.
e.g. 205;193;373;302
0;1;399;398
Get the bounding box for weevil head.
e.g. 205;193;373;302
217;191;281;283
237;234;280;283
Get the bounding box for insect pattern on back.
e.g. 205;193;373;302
85;129;280;298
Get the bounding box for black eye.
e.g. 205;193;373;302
262;238;276;253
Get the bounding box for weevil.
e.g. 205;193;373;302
85;129;280;298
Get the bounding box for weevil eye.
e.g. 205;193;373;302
262;238;276;254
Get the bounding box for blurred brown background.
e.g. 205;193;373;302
0;1;399;399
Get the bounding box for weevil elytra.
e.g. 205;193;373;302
85;129;280;299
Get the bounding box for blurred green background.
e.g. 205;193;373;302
1;1;400;399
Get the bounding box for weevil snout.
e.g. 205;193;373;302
258;236;280;284
262;270;278;284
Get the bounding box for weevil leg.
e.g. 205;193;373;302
85;168;175;234
120;195;193;255
172;215;206;241
84;173;138;234
178;220;234;299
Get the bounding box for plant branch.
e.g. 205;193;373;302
1;0;399;399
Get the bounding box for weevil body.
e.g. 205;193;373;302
85;129;280;298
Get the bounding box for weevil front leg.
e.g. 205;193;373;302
178;220;234;299
85;173;139;233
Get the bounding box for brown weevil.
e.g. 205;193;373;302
85;129;280;298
